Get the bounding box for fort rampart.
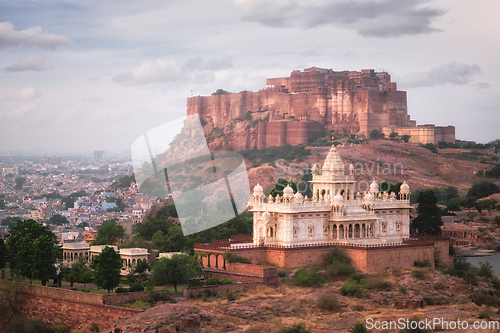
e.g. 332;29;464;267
19;284;142;331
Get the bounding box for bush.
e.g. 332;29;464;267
340;281;363;298
316;291;340;311
293;269;323;287
188;279;204;287
223;251;251;264
414;259;431;267
348;322;369;333
411;269;427;280
115;287;129;293
398;285;407;294
367;278;391;291
478;262;494;279
462;271;479;286
349;273;366;283
220;278;232;284
276;323;311;333
278;270;287;277
474;289;500;307
128;283;144;292
147;290;172;304
205;277;219;285
478;311;490;319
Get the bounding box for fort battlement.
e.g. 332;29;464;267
187;67;455;150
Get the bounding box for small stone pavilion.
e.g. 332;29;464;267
62;243;149;275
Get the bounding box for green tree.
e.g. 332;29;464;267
131;259;151;283
150;254;196;294
269;179;297;198
92;219;125;245
461;196;477;213
276;323;312;333
348;322;370;333
91;246;122;294
369;129;379;140
14;177;25;190
48;214;69;226
212;88;231;95
420;143;438;153
389;131;398;139
6;219;58;285
70;257;93;288
477;198;498;213
446;197;462;212
467;181;500;199
401;134;411;143
411;190;443;235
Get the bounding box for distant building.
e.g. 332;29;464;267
382;125;455;145
94;151;106;162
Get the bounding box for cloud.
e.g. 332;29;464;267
83;97;104;103
3;87;42;101
112;59;183;86
0;22;72;50
3;54;54;72
113;57;233;87
0;104;37;121
472;82;491;90
399;62;482;88
232;0;446;38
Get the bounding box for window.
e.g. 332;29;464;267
308;227;313;236
293;215;298;217
389;211;393;213
396;223;401;231
308;214;312;217
324;213;328;216
301;214;305;217
293;229;297;237
324;227;328;234
382;223;386;232
316;214;320;216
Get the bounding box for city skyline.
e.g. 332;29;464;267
0;0;499;153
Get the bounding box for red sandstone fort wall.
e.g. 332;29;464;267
20;284;141;331
229;244;439;273
187;68;411;148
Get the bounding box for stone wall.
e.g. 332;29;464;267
20;284;141;331
183;282;263;298
230;243;446;273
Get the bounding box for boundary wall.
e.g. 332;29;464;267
20;284;142;331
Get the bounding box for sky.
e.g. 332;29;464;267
0;0;498;154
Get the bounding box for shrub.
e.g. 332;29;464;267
223;251;251;264
462;271;479;286
220;278;232;284
276;323;311;333
367;278;391;291
147;290;172;304
129;300;149;310
340;281;363;298
474;289;500;307
478;262;494;279
278;270;287;277
115;287;129;293
349;273;366;283
293;269;323;287
414;259;431;267
205;277;219;285
348;322;369;333
398;285;407;294
128;283;144;292
478;311;490;319
316;291;340;311
188;279;204;287
411;269;427;280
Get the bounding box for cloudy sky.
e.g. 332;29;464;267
0;0;498;154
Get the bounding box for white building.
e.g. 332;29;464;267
62;242;90;265
250;143;412;246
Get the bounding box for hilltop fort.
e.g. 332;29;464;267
187;67;455;150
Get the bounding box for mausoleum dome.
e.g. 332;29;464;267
334;193;344;205
253;183;264;196
283;185;294;198
369;180;379;193
364;191;375;204
400;181;410;194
